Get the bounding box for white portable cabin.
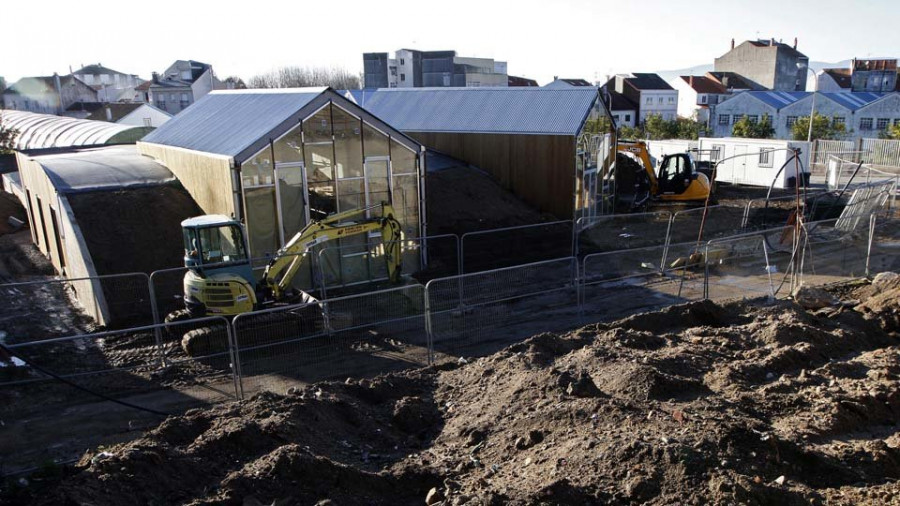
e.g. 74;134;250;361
645;139;697;167
696;138;810;189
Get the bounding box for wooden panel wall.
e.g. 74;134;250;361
410;132;576;219
137;142;235;217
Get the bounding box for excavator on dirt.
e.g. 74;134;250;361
615;140;714;212
167;203;403;355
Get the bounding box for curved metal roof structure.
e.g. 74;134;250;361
0;110;148;150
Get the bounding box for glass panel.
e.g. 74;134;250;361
276;165;306;240
333;107;363;179
304;143;336;220
390;139;417;174
243;150;274;188
273;124;303;164
365;159;391;212
303;104;332;144
363;123;389;158
337;179;365;213
391;174;420;237
244;187;278;257
196;225;248;264
308;181;336;221
305;143;334;182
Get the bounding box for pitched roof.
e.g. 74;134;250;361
822;68;851;89
84;103;145;122
544;78;593;88
744;91;807;109
706;71;760;91
733;90;887;112
822;92;885;111
508;75;539;87
140;87;420;164
679;76;726;94
606;90;637;111
72;64;133;77
1;110;147;150
625;73;673;91
352;87;600;136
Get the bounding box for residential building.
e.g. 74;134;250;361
70;63;145;102
362;49;508;88
2;74;98;114
508;75;539;87
714;38;809;91
706;71;760;93
80;103;171;127
817;59;899;93
544;78;593;88
711;90;899;139
670;75;729;124
602;89;637;129
148;60;223;114
606;73;678;123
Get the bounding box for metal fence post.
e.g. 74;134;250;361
147;271;168;368
423;281;435;365
866;213;877;277
659;212;675;274
230;314;246;400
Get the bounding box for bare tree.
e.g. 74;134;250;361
222;76;248;90
248;66;361;90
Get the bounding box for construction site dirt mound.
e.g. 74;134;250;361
426;165;553;236
66;183;203;276
16;276;900;505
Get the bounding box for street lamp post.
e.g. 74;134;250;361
799;63;818;143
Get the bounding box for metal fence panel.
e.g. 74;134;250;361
668;205;748;246
0;316;236;475
868;215;900;275
461;221;573;274
426;257;578;357
576;211;672;256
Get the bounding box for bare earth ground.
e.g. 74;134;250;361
6;275;900;505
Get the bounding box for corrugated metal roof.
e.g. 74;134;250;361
746;91;807;109
1;110;144;150
822;92;884;110
31;145;175;194
352;87;600;135
141;88;327;159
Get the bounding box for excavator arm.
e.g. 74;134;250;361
262;203;403;300
617;141;659;194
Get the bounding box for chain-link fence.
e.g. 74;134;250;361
0;315;236;474
426;257;579;357
460;221;574;274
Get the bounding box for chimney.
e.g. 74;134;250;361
793;37;798;49
151;72;160;84
689;75;694;87
731;38;735;50
771;37;776;46
105;105;112;122
553;75;558;81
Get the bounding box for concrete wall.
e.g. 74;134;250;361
137;142;235;217
711;94;778;138
15;153;112;325
715;42;807;91
118;105;171;128
635;90;678;122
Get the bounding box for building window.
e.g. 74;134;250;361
400;58;405;65
700;95;708;104
877;118;890;130
860;118;874;130
613;114;620;122
400;74;406;82
712;144;725;161
894;119;900;126
732;115;741;124
143;118;152;127
832;117;845;127
658;97;664;104
759;148;773;168
668;96;675;104
645;97;652;105
747;115;759;124
786;115;798;127
624;114;631;122
719;114;729;125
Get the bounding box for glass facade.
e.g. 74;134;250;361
241;101;423;291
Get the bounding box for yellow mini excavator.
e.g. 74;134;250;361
168;203;403;355
616;140;713;211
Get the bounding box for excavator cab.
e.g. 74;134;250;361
180;216;257;317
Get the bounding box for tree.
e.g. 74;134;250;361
222;76;247;90
620;114;707;140
248;66;361;90
879;123;900;140
0;112;18;154
732;114;775;139
791;112;847;141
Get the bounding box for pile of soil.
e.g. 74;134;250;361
66;183;203;276
426;165;553;236
0;192;27;236
15;276;900;505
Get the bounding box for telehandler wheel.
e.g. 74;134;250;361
181;326;229;357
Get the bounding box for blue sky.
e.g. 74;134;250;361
4;0;898;85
